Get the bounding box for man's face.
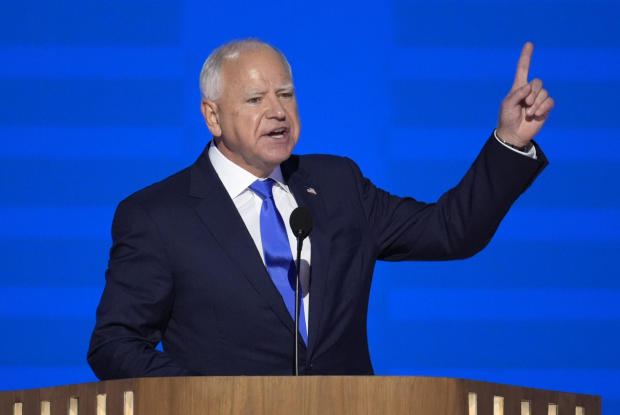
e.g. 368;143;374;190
203;47;300;177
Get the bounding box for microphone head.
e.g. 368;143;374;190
289;206;313;239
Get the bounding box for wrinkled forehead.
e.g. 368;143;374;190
220;47;293;91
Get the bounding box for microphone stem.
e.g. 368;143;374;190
294;234;303;376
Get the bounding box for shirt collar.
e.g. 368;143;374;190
208;142;289;199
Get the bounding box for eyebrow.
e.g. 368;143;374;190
244;86;263;94
245;84;294;96
277;83;294;92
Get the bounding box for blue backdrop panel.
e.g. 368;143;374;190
1;0;619;413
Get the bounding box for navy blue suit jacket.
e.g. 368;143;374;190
87;135;547;379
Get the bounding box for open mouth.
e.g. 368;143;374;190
265;127;288;138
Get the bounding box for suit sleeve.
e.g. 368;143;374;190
351;134;547;261
87;197;194;379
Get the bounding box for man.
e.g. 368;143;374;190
87;39;553;379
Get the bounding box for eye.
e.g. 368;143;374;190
247;97;262;104
279;92;294;99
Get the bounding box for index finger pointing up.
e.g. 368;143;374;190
512;42;534;90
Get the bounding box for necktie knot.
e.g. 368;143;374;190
249;179;276;201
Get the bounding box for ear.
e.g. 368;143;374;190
201;98;222;137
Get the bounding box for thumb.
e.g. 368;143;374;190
505;82;531;107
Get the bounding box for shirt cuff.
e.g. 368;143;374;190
494;129;537;160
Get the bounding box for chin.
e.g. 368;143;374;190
262;149;293;166
262;138;296;160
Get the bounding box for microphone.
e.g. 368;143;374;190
289;207;313;376
290;206;313;240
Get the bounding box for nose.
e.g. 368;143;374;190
266;94;286;120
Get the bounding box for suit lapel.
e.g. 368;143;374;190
282;157;332;358
189;149;298;337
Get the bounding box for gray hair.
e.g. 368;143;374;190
199;38;293;101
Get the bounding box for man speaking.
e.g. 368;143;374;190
87;39;553;379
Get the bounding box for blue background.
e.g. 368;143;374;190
1;0;619;412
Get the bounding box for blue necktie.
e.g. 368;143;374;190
249;179;308;345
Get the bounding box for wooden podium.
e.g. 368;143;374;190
0;376;601;415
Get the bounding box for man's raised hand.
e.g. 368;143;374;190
496;42;554;147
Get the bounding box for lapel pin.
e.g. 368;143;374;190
306;187;317;195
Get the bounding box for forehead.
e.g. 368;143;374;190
220;47;292;91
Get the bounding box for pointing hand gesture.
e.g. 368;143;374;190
496;42;554;147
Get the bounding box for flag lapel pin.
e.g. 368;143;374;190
306;187;317;195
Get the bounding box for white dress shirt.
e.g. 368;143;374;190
208;143;311;335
